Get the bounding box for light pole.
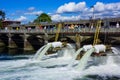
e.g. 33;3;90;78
90;6;94;29
91;6;95;19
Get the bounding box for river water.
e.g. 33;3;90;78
0;46;120;80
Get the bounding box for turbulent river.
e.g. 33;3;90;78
0;46;120;80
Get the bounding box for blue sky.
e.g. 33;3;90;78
0;0;120;23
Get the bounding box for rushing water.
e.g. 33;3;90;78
0;46;120;80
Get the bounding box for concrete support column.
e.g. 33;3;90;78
42;33;48;45
23;34;34;51
8;33;17;48
0;39;5;47
44;39;48;44
75;34;82;50
44;36;48;44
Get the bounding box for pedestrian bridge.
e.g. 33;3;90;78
0;27;120;51
0;27;120;36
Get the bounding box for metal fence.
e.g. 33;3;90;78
0;27;120;34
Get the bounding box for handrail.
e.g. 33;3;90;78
0;27;120;34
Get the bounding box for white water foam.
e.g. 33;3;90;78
33;45;46;59
67;48;83;68
75;48;95;71
82;56;120;77
111;47;120;55
31;42;76;68
0;56;120;80
0;59;80;80
0;45;120;80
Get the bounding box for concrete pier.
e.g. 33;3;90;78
23;34;34;51
0;26;119;51
0;39;5;47
8;33;17;48
75;34;81;49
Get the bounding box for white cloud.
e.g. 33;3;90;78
55;1;120;20
55;1;120;21
10;2;120;23
28;7;35;11
113;11;120;16
24;11;43;15
15;16;27;21
94;2;105;12
94;2;120;12
8;1;120;23
105;2;120;11
91;2;120;18
56;2;87;13
51;14;81;22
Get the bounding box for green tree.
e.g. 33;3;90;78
0;10;5;20
0;20;2;28
34;13;52;23
0;10;5;29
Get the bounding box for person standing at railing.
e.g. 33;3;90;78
63;25;68;32
69;24;74;32
51;26;54;32
5;27;8;31
116;22;119;31
116;22;119;28
66;25;69;32
78;25;81;32
16;27;19;30
74;24;78;32
43;26;46;32
28;27;31;31
54;26;56;32
39;25;43;31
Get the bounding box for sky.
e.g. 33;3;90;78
0;0;120;23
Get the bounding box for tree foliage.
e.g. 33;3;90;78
0;10;5;28
0;10;5;20
0;20;2;27
34;13;52;23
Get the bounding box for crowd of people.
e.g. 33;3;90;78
2;22;120;32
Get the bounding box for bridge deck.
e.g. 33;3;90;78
0;28;120;36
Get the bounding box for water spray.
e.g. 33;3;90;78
74;44;106;71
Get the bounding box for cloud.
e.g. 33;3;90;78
56;2;87;13
28;7;35;11
51;14;81;22
9;2;120;23
113;11;120;16
105;2;120;11
51;2;120;22
92;2;120;18
15;16;27;21
24;11;43;15
55;1;120;20
94;2;105;12
94;2;120;12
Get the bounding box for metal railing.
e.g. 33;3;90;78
0;27;120;34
